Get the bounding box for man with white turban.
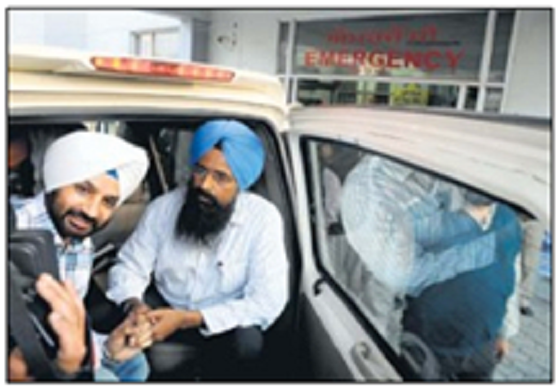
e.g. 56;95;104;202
107;120;289;380
12;131;151;381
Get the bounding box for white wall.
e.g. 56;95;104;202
8;11;46;47
9;10;182;56
44;11;88;49
9;9;552;118
85;11;182;55
206;10;470;73
206;9;551;119
208;11;281;73
502;10;551;118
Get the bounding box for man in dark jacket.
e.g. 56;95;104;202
403;202;522;381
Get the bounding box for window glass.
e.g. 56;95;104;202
136;31;153;57
277;22;290;73
133;29;179;59
489;11;515;83
154;29;179;58
304;138;551;381
297;80;458;108
293;12;487;80
192;19;210;62
297;80;336;105
465;86;479;110
484;87;503;113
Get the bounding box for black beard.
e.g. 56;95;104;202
174;181;235;245
45;191;100;239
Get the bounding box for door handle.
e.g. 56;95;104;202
313;277;327;296
350;342;376;380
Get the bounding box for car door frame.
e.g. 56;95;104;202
283;106;550;382
284;131;405;381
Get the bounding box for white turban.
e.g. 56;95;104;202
341;156;415;292
43;131;149;205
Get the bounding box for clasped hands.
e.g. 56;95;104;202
109;298;203;360
104;307;153;362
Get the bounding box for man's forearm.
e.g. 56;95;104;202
179;310;204;329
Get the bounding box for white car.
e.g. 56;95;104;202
8;45;551;382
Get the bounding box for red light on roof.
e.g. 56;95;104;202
91;56;234;82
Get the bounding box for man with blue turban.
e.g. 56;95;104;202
107;120;289;380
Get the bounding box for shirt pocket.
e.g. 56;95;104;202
218;258;248;297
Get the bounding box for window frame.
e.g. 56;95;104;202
299;134;540;380
279;10;513;112
131;27;180;58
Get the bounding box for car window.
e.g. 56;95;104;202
303;138;551;381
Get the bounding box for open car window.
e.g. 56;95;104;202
9;117;294;255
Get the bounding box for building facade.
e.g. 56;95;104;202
8;9;552;118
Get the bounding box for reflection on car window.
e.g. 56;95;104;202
305;139;551;382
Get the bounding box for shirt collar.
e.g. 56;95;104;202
229;192;249;226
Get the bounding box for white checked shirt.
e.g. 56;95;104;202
15;193;95;299
14;193;150;368
107;187;289;336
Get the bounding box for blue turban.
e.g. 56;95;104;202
190;120;265;190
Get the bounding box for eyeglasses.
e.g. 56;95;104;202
191;164;235;187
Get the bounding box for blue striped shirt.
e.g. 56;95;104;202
342;156;520;337
341;156;496;296
107;187;289;336
14;193;148;369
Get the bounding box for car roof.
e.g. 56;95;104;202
9;46;550;225
9;45;289;130
289;106;551;224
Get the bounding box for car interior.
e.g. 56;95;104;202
8;116;306;381
8;115;551;382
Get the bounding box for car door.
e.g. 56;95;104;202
285;106;551;382
284;111;406;381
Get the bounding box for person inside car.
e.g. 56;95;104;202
12;131;152;381
340;156;503;346
9;130;35;209
318;143;343;234
341;155;521;380
518;214;546;317
106;119;289;380
402;193;522;381
9;274;88;381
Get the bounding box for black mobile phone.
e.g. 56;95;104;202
9;230;60;280
9;230;61;359
8;229;94;380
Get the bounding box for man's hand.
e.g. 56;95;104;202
147;308;203;342
37;274;87;375
105;312;154;362
9;347;32;381
465;204;493;228
495;338;510;360
122;297;152;316
9;275;87;381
